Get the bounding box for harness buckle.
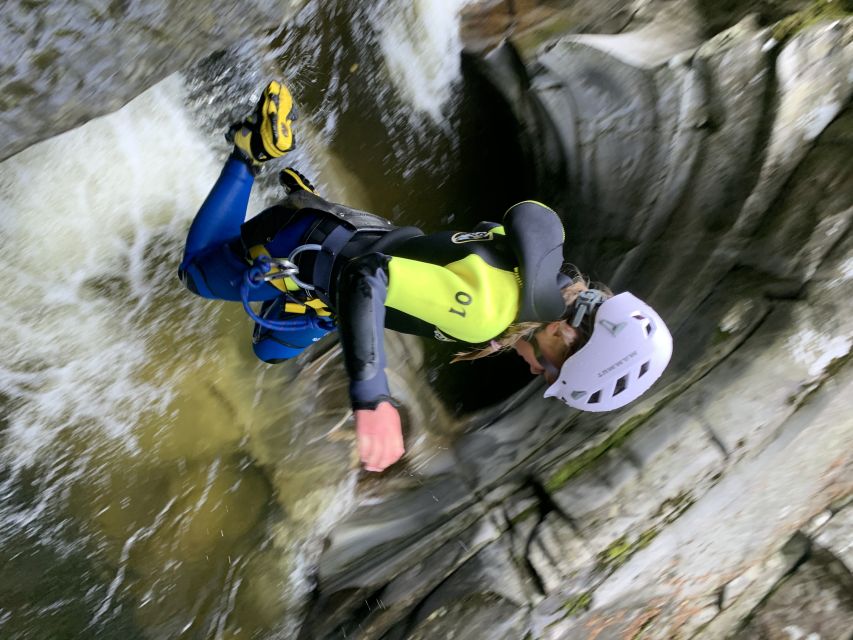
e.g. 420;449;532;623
251;248;319;291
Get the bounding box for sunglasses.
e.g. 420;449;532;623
525;332;561;381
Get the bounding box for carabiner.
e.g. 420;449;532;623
286;243;323;291
260;257;299;282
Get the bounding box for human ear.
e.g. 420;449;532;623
556;321;578;343
544;321;563;336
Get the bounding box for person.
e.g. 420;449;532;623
179;81;673;472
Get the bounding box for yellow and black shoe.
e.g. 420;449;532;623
227;80;297;167
279;167;317;194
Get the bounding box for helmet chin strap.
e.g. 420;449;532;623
569;289;607;327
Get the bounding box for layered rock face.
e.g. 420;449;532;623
0;0;294;162
302;4;853;639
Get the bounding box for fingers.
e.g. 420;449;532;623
383;423;404;469
358;433;376;471
357;422;386;472
362;434;385;473
361;430;397;472
372;429;404;472
356;403;405;472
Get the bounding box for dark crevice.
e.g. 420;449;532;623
527;475;573;525
715;584;726;610
697;416;731;460
516;487;547;596
730;531;814;635
516;475;585;596
614;7;643;34
521;533;548;596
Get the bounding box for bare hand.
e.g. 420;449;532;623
355;401;404;472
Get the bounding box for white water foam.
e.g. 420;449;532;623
0;74;228;467
374;0;472;123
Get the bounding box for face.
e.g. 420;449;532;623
512;321;575;385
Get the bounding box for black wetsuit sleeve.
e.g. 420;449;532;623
337;253;394;410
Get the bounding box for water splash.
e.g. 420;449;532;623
0;2;476;636
0;74;223;467
374;0;472;124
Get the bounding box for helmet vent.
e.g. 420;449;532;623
639;361;650;378
588;391;601;404
632;312;653;337
614;375;628;396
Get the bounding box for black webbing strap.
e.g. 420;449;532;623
312;224;356;305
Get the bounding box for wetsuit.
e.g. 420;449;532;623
180;157;554;410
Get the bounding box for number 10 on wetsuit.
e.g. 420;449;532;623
449;291;473;317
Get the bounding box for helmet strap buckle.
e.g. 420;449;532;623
570;289;606;327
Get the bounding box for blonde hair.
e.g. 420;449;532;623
452;270;611;363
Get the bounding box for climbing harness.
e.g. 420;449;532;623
238;187;423;333
240;248;331;331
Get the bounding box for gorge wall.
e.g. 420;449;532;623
303;3;853;638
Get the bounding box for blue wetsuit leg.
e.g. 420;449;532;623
179;157;279;301
179;156;336;363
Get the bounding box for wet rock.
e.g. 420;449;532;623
732;546;853;640
545;409;724;558
460;0;639;55
527;512;594;594
815;503;853;569
5;1;853;638
704;533;813;636
301;8;853;639
0;0;296;162
460;0;824;56
404;593;529;640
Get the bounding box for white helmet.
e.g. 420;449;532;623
544;292;673;412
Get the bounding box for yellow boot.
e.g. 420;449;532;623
227;80;297;166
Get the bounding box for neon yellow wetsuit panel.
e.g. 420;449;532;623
385;229;519;350
385;254;519;343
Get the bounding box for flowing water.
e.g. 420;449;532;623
0;1;518;638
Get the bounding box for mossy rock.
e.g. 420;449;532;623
772;0;853;40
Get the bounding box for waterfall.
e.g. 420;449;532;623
375;0;473;123
0;75;223;466
0;1;475;637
